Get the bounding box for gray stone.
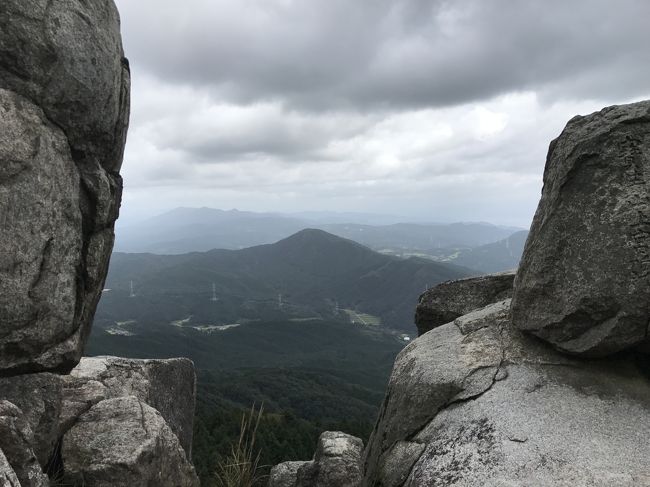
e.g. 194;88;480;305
0;0;130;171
0;0;130;375
62;396;198;487
0;89;83;375
0;356;196;471
362;300;650;486
268;461;309;487
296;432;363;487
62;356;196;457
0;448;21;487
271;432;363;487
0;374;62;467
376;441;425;487
415;272;515;336
511;100;650;356
0;401;48;487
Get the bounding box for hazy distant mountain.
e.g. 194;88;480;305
320;222;519;251
114;207;522;256
438;230;529;274
99;229;471;331
287;211;407;225
115;208;308;254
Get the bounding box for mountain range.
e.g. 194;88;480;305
114;207;525;257
98;228;471;332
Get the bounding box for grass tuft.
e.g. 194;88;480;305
214;404;267;487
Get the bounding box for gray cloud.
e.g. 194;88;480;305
116;0;650;110
147;103;376;163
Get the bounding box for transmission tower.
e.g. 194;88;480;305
210;283;218;301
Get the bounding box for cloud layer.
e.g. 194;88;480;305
114;0;650;226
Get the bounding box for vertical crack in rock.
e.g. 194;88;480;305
27;237;53;300
137;399;150;437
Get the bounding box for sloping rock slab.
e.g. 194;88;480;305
512;100;650;356
62;396;198;487
363;300;650;486
415;272;515;336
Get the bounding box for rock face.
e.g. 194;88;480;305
269;432;364;487
268;461;310;487
63;356;197;456
0;401;49;487
0;374;63;468
415;272;515;336
512;101;650;356
0;357;198;484
0;0;130;375
0;447;21;487
0;2;200;486
62;396;199;487
363;300;650;486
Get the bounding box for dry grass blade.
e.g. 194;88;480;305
214;403;267;487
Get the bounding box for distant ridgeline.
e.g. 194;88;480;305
115;207;527;271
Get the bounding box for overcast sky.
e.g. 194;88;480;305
113;0;650;227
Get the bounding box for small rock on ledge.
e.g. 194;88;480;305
269;431;364;487
415;271;515;336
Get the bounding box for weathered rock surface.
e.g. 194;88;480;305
0;356;196;472
512;100;650;356
0;448;21;487
62;396;199;487
0;401;49;487
363;300;650;486
0;373;62;468
0;0;130;375
415;272;515;336
0;2;201;485
270;431;364;487
62;356;196;457
268;461;310;487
